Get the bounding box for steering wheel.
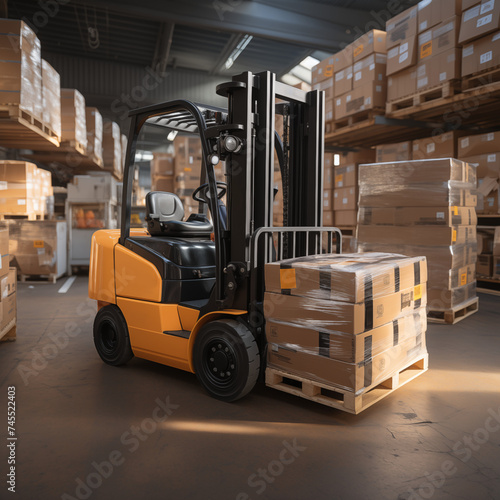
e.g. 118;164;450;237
192;181;227;204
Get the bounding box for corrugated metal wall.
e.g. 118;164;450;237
44;52;228;128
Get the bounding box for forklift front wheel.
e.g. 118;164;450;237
93;305;134;366
193;319;260;402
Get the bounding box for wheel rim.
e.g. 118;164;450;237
99;320;118;354
202;337;238;388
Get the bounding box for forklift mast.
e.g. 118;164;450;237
120;71;333;329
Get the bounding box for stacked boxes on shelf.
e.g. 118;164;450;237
151;153;175;193
102;121;122;180
61;88;87;149
264;253;428;404
41;60;61;140
458;131;500;215
85;107;103;165
0;161;52;218
357;158;478;314
0;20;42;120
460;0;500;78
0;224;16;340
312;56;335;132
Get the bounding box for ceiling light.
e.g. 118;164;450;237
299;55;320;70
135;150;154;162
281;73;302;86
224;34;253;70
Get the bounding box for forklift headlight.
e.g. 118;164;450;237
222;135;242;153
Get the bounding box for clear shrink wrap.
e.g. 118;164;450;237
61;88;87;147
0;20;42;120
41;59;61;137
0;161;41;215
85;107;103;161
427;283;477;311
265;252;427;303
103;121;122;178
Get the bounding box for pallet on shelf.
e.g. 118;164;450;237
428;297;479;325
386;80;461;116
0;105;60;149
462;65;500;92
26;147;103;172
266;354;428;414
0;213;44;221
18;273;63;284
332;109;385;134
0;319;16;342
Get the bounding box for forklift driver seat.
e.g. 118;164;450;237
145;191;213;237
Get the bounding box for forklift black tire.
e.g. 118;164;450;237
193;319;259;402
93;305;134;366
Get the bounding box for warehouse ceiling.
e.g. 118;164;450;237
7;0;419;80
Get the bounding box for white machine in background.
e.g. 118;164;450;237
66;172;119;275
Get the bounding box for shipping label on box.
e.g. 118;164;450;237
418;16;460;60
334;164;356;188
462;30;500;76
334;186;357;210
387;6;418;48
312;56;335;84
458;131;500;157
387;35;418;75
353;53;387;89
459;0;500;45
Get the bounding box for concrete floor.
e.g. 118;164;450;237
1;277;499;500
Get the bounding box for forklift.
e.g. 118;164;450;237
88;71;341;401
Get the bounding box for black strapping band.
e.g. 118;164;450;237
280;262;292;295
364;336;373;387
319;332;329;358
319;266;331;291
364;274;374;331
394;265;400;293
414;261;422;309
393;319;399;346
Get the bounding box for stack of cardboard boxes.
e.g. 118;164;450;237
335;30;387;122
477;228;499;277
311;56;335;133
41;60;61;140
61;88;87;149
102;121;123;180
461;0;500;78
85;107;103;165
0;20;43;121
387;1;462;103
264;253;428;398
151;153;175;193
0;161;53;218
0;225;16;341
357;158;478;313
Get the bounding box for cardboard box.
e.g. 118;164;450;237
387;35;418;75
357;224;476;247
459;0;500;45
151;153;175;177
462;30;500;76
376;141;412;162
334;164;356;188
0;268;16;330
494;226;500;255
264;283;426;337
67;173;117;203
265;252;427;303
458;131;500;157
333;46;353;72
416;48;461;91
323;210;335;226
335;81;387;120
418;0;462;32
427;282;476;310
386;6;418;48
334;66;353;97
359;158;476;185
477;253;493;275
174;136;203;174
463;0;481;10
85;107;103;161
353;54;387;89
478;230;494;253
493;256;500;278
61;89;87;147
41;59;61;138
352;29;387;61
334;186;357;210
152;175;174;193
267;307;426;364
312;55;335;84
477;177;499;213
412;131;459;159
459;154;500;178
418;17;460;60
335;210;357;226
0;161;42;215
358;206;477;226
323;189;334;211
339;149;376;165
387;67;417;101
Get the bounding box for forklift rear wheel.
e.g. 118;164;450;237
93;305;134;366
193;319;259;402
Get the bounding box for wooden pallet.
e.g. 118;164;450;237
0;105;60;149
462;65;500;91
266;354;428;414
337;226;356;237
0;319;16;342
0;213;44;221
386;80;461;115
332;109;385;133
19;273;61;284
428;297;479;325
